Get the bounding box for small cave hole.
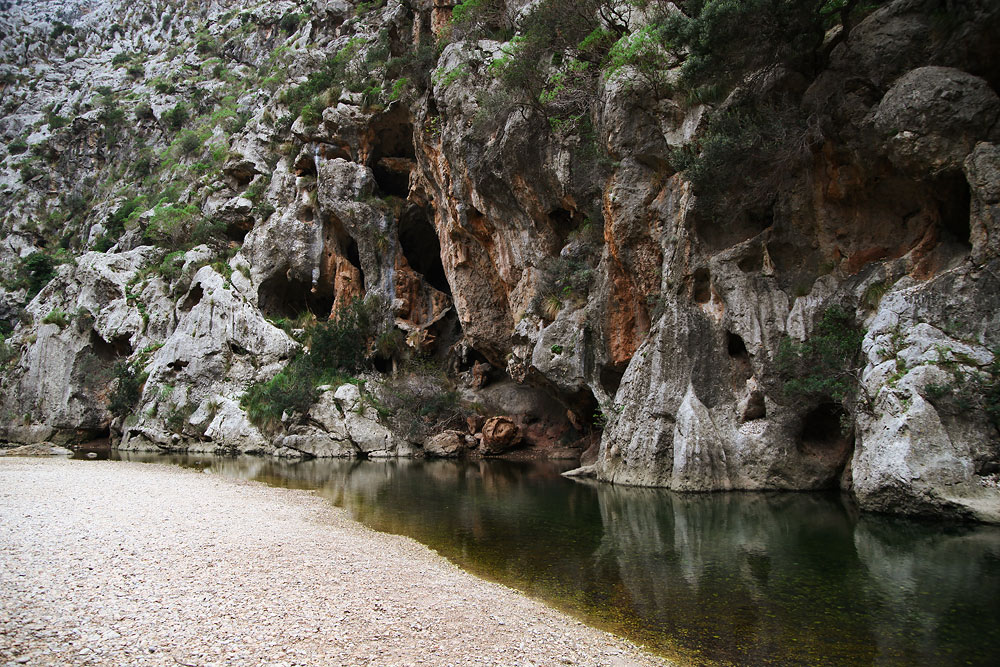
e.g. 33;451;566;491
692;268;712;304
738;248;763;273
167;358;189;372
599;365;625;397
302;206;315;223
345;237;365;286
372;159;411;199
181;284;204;312
574;387;602;433
226;222;250;244
937;173;972;249
548;207;583;252
258;274;333;320
294;152;318;177
727;332;752;378
398;208;450;295
111;334;133;358
88;330;118;363
798;403;852;453
369;107;416;161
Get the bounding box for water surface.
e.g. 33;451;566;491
113;453;1000;666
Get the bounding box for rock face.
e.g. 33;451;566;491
480;417;521;455
0;0;998;521
424;430;470;458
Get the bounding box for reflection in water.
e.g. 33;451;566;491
114;453;1000;666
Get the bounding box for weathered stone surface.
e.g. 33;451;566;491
424;430;469;458
0;443;73;457
873;66;1000;176
851;264;1000;522
480;416;521;455
965;142;1000;263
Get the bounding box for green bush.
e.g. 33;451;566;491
42;308;69;328
7;137;28;154
0;333;17;369
109;361;145;419
161;102;189;131
777;306;864;402
20;252;57;298
111;52;130;66
173;129;204;157
242;297;397;428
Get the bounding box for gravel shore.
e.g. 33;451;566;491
0;458;672;667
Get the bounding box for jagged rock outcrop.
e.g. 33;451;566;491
1;0;998;521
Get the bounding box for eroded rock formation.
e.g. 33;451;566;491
1;0;998;521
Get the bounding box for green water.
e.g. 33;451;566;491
113;453;1000;666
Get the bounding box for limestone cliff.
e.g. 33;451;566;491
1;0;998;521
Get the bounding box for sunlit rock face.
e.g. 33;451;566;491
0;0;998;520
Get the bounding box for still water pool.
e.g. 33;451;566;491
111;453;1000;666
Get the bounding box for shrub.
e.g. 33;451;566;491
777;306;864;402
111;52;130;66
42;308;69;328
0;333;17;369
7;137;27;154
109;361;145;419
134;101;154;121
161;102;189;131
142;203;201;249
173;129;204;157
242;296;397;428
20;252;57;298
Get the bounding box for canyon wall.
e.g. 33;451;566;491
1;0;998;521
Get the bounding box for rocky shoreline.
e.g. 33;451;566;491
0;457;672;667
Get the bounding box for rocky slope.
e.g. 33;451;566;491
1;0;998;522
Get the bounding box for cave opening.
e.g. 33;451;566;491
294;151;318;177
693;268;712;303
368;107;415;199
599;365;625;397
398;207;450;295
345;237;365;287
727;331;752;374
372;160;411;199
88;330;132;362
257;273;335;320
937;173;972;249
548;207;585;252
181;283;203;312
226;221;250;244
798;403;853;456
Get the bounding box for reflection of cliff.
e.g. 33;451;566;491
853;517;1000;665
594;485;873;665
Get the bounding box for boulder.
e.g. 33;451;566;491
873;66;1000;176
424;430;470;458
0;443;73;457
480;416;521;455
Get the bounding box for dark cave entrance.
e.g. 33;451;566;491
693;268;712;303
258;273;335;320
398;207;450;295
369;107;415;199
547;207;586;253
937;173;972;249
797;403;854;485
799;403;849;449
727;332;752;382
